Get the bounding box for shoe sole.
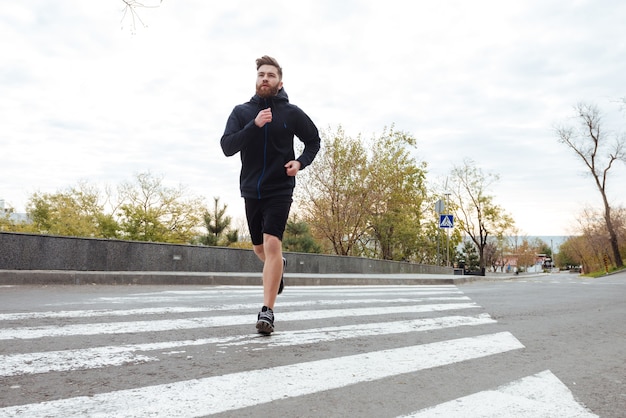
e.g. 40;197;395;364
256;319;274;335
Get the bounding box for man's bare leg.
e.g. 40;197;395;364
253;233;283;310
254;234;283;310
254;234;284;335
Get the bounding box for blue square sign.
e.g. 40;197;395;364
439;214;454;228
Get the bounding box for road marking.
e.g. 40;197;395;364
84;289;464;304
67;284;463;300
0;332;524;418
0;297;470;321
222;312;495;349
0;313;495;377
0;285;598;416
0;302;480;340
401;370;598;417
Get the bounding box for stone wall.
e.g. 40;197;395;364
0;232;452;275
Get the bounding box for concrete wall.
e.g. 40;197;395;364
0;232;452;275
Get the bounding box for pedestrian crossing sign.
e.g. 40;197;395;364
439;214;454;228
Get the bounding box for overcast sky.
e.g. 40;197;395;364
2;0;625;237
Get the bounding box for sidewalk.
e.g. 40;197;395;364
0;270;542;286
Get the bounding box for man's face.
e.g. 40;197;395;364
256;64;283;98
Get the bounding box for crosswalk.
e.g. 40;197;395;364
0;285;597;417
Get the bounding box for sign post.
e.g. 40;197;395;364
434;200;444;265
439;214;454;267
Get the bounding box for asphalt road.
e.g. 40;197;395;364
0;271;623;417
460;271;626;418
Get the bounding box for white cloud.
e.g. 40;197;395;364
1;0;625;236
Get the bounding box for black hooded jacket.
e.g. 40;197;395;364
220;88;321;199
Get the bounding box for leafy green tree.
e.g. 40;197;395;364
556;102;625;268
557;237;585;270
560;205;626;273
297;126;371;256
516;238;537;272
117;172;203;243
366;127;427;261
0;210;11;232
201;197;237;246
537;240;552;258
283;216;322;253
225;230;239;245
449;159;514;274
488;234;517;272
0;204;32;233
26;182;115;238
298;125;435;261
411;219;440;265
459;240;480;272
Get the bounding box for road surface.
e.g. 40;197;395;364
0;272;623;417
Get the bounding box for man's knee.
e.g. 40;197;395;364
263;234;282;254
253;244;265;260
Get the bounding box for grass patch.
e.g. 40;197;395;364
582;266;626;278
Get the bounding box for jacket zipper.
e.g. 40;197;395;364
256;100;270;199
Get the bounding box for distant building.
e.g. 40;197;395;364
494;253;554;273
0;199;30;223
0;199;8;216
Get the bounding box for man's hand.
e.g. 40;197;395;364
255;108;272;127
284;160;301;177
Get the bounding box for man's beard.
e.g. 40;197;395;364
256;83;280;98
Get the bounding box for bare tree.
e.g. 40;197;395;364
556;103;625;268
120;0;163;33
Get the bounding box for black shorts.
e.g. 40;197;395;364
244;196;293;245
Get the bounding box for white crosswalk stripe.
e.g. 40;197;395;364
0;333;524;417
402;370;597;418
0;302;480;340
0;285;597;417
0;314;495;377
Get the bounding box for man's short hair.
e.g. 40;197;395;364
256;55;283;80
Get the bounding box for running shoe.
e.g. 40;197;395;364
256;306;274;335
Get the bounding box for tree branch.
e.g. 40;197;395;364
120;0;163;34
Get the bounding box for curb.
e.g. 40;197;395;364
0;270;490;286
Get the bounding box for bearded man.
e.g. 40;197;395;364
220;55;321;335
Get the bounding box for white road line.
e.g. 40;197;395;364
0;297;470;321
0;332;524;418
220;313;495;348
131;285;459;294
276;285;460;293
401;370;598;417
0;302;480;340
0;307;213;321
0;313;496;377
84;289;464;304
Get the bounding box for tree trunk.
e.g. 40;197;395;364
603;201;624;268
